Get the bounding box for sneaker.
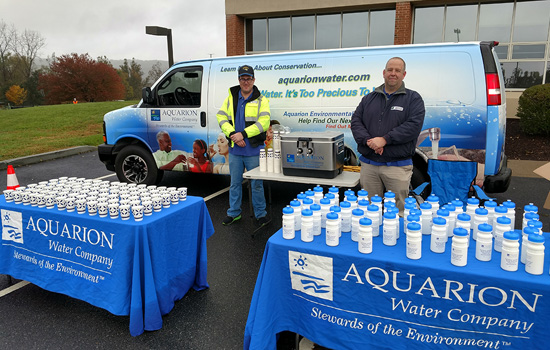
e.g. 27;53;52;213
222;215;241;226
257;216;270;228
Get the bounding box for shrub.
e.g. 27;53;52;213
517;84;550;136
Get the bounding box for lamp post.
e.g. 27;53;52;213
146;26;174;67
454;28;461;42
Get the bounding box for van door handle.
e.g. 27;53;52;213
201;111;206;127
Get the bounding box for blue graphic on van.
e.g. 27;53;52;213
151;110;161;121
287;154;295;163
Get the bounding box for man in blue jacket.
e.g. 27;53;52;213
351;57;425;213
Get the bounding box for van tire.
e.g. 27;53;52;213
115;145;162;185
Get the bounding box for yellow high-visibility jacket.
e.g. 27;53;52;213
216;85;270;148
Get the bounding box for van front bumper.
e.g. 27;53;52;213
98;143;116;171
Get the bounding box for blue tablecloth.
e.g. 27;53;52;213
245;223;550;350
0;196;214;336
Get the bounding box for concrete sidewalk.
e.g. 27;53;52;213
0;145;547;179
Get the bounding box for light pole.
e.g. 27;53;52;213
454;28;461;42
146;26;174;67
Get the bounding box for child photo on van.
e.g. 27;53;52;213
264;119;280;150
188;139;213;173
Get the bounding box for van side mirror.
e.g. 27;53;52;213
142;87;154;105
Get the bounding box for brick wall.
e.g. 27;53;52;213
226;15;245;56
394;2;412;45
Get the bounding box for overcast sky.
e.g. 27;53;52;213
1;0;227;62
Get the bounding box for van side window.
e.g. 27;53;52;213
157;68;203;107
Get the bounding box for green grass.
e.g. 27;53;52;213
0;101;139;160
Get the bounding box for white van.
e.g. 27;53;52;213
98;41;511;193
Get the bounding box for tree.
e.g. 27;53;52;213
13;29;45;79
146;61;165;86
38;53;125;104
118;58;145;100
5;84;27;105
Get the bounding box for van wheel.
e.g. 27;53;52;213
115;145;162;185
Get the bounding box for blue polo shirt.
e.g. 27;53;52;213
229;91;261;156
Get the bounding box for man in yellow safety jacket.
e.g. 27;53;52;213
216;65;271;227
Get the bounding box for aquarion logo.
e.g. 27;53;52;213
296;154;325;161
289;251;333;301
151;109;161;121
2;209;23;244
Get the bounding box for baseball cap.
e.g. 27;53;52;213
238;65;254;78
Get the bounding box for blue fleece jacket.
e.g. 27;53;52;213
350;82;425;163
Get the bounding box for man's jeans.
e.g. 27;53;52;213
227;153;267;219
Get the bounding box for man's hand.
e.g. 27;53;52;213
367;137;386;155
230;132;244;143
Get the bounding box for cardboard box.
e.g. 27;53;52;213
533;162;550;209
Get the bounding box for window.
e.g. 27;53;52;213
342;12;368;48
316;14;341;49
444;5;477;42
268;17;290;51
250;19;267;52
369;10;395;46
292;16;314;50
478;2;513;43
157;68;203;107
513;0;550;42
502;61;544;88
414;7;444;44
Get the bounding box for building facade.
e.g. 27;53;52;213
225;0;550;91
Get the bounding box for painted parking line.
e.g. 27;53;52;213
0;281;30;297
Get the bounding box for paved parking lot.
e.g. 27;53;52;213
0;150;548;349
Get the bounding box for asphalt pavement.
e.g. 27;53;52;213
0;147;548;349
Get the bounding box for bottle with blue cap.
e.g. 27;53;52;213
494;205;508;225
501;231;520;272
297;192;307;206
465;197;480;217
451;227;469;267
344;189;355;202
383;211;398;246
406;222;422;260
406;214;421;235
455;213;472;246
366;204;380;237
405;196;417;208
357;199;370;213
330;206;342;236
436;208;450;241
357;189;369;203
427;194;440;216
522;209;539;233
431;217;447;253
325;192;337;207
325;212;340;247
521;226;537;264
302;197;314;212
419;202;433;235
351;208;365;242
527;219;543;234
310;204;322;236
358;217;373;254
451;198;464;213
525;233;545;275
347;194;358;209
444;204;457;237
494;216;512;252
502;200;516;230
404;202;416;228
472;207;488;241
475;223;493;262
313;185;324;204
290;199;302;231
484;200;497;227
319;198;331;229
384;190;396;205
328;186;340;202
301;209;314;242
340;201;352;233
282;206;295;240
370;195;383;223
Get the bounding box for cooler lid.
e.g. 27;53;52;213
281;131;344;142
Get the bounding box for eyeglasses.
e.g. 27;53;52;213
239;77;254;83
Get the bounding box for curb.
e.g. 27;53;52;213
0;146;97;171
